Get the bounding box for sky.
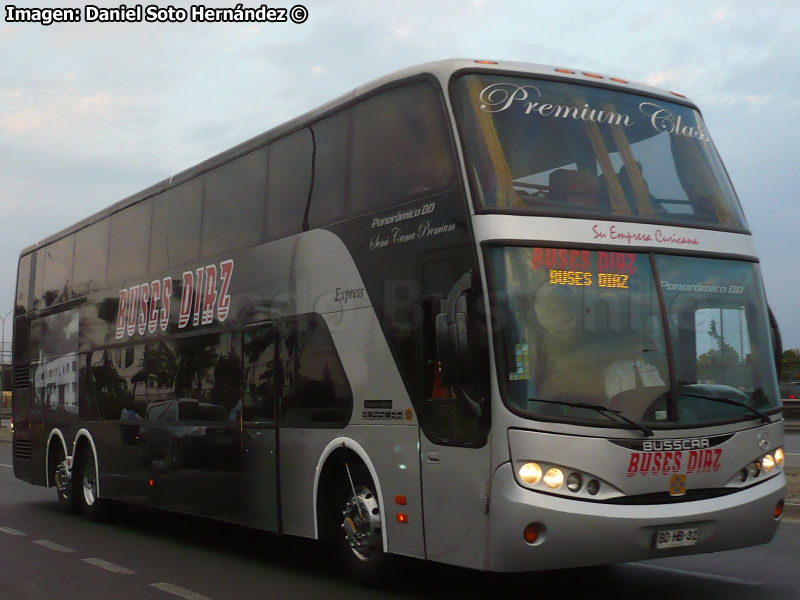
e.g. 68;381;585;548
1;0;799;354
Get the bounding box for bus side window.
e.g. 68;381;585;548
16;254;32;315
150;178;203;273
42;235;75;307
349;81;456;215
242;323;277;423
265;129;313;240
308;111;350;229
420;257;490;447
278;314;352;428
73;219;109;297
108;200;152;285
203;148;267;257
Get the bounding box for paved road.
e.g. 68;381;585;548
1;441;799;600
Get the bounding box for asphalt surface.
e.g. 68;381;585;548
1;438;800;600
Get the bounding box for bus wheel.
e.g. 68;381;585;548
333;467;389;585
77;449;106;520
54;447;79;514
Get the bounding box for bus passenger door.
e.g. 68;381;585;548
241;322;280;532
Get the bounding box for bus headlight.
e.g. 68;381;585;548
762;454;775;473
775;448;784;467
519;462;542;484
544;468;564;489
747;461;761;478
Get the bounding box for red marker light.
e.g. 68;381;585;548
555;68;575;74
395;495;407;506
610;77;629;84
671;91;687;98
149;479;155;487
475;60;497;65
583;72;603;79
397;513;408;524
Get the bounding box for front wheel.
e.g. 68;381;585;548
330;467;391;585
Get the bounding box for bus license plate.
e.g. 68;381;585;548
654;527;700;549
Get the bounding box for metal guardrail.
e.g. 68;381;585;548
783;399;800;421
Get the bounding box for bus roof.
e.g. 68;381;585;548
22;58;696;257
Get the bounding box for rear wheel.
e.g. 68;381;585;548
77;448;107;520
53;444;79;514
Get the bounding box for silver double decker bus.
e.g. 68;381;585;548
12;59;786;579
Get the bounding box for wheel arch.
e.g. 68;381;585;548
313;437;387;552
72;428;101;499
45;428;69;487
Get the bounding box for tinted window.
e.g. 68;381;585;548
453;74;747;230
308;112;350;228
243;322;276;422
89;345;147;420
266;130;313;240
203;148;268;257
32;249;44;311
150;178;203;273
172;333;240;421
349;82;456;215
16;254;31;315
109;201;152;284
279;314;352;427
73;219;109;296
42;235;75;307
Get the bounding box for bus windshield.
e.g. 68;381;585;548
485;247;780;428
453;73;747;231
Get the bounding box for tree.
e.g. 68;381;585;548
781;348;800;381
697;319;741;385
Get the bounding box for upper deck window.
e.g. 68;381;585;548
453;74;747;231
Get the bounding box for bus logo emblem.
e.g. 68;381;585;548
669;474;687;497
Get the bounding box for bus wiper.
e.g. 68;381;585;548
528;398;654;437
679;390;771;424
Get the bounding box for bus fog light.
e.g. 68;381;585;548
775;448;784;467
762;454;775;472
523;523;545;544
747;462;760;478
519;462;542;485
738;469;748;482
586;479;600;495
566;473;582;492
544;468;564;489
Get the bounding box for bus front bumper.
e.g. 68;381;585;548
488;462;785;572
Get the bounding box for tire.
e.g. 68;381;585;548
328;464;391;586
53;445;79;514
76;448;107;521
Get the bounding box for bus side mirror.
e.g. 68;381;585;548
435;271;473;386
768;306;782;379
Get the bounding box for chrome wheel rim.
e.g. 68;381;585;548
340;485;381;562
82;467;96;506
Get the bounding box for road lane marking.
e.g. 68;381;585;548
33;539;75;553
82;558;136;574
0;526;27;536
151;583;212;600
0;463;12;468
632;563;761;586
